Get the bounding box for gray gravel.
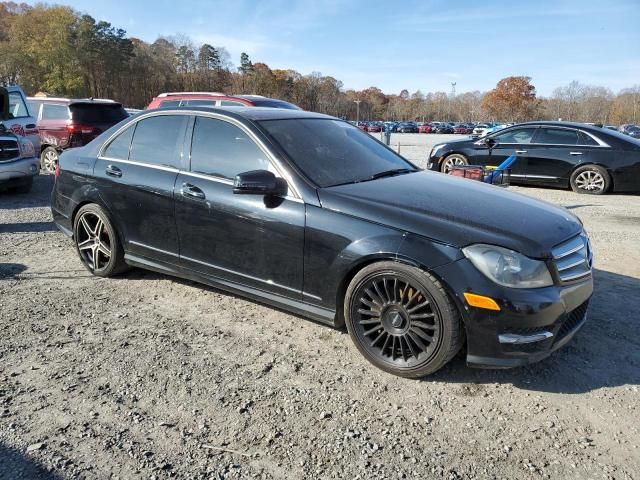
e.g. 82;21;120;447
1;173;639;480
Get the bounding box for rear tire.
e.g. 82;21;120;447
344;261;464;378
73;204;128;277
570;165;610;195
41;147;59;174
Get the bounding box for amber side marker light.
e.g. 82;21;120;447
463;292;501;311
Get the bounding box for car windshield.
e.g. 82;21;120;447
259;118;417;187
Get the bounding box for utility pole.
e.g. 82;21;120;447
354;100;361;123
449;82;456;121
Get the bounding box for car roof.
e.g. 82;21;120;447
151;106;334;122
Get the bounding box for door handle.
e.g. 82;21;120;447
515;150;528;154
181;183;205;199
569;152;583;156
26;124;36;129
105;165;122;177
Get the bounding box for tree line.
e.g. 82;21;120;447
1;2;638;125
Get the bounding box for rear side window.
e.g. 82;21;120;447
103;125;135;160
160;100;181;108
42;103;69;120
27;101;42;117
190;116;271;179
494;128;536;144
220;100;245;107
8;92;30;118
579;132;599;146
183;99;217;107
70;104;128;124
129;115;188;168
535;128;579;145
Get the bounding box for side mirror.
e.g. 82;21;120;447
233;170;286;196
483;137;498;149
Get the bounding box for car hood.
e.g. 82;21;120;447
318;171;582;259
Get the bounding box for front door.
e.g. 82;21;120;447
480;126;539;181
94;113;189;264
175;115;305;299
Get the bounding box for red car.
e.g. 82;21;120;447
146;92;300;110
26;97;129;173
418;124;433;133
366;123;382;132
453;124;473;134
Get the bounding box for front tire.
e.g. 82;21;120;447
41;147;59;174
441;153;468;173
73;204;128;277
570;165;610;195
344;261;463;378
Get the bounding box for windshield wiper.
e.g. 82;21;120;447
368;168;416;181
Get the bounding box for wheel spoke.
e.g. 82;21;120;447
371;330;386;347
410;312;435;320
373;281;387;305
411;326;433;340
79;216;93;238
407;331;427;350
363;325;382;336
391;336;397;360
357;308;378;317
399;336;407;361
365;288;384;308
407;300;430;313
381;335;392;356
91;245;100;270
77;238;94;251
97;241;111;258
94;218;103;237
360;298;380;312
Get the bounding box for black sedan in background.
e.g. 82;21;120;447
396;122;418;133
428;121;640;194
52;108;593;377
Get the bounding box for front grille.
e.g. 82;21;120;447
0;139;20;162
552;233;592;283
557;300;589;340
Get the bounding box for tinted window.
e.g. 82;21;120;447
129;115;187;168
8;92;30;118
190;117;270;179
42;103;69;120
493;128;536;144
103;125;135;160
249;99;301;110
578;132;599;146
259;118;416;188
183;99;217;107
160;100;181;108
535;128;579;145
70;103;128;124
220;100;245;107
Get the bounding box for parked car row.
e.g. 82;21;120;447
352;120;512;135
428;121;640;195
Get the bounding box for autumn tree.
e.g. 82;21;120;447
482;76;539;122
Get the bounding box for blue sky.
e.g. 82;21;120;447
27;0;640;96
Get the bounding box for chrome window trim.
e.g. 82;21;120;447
97;156;180;173
97;109;302;200
486;125;610;148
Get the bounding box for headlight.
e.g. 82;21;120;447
462;244;553;289
430;144;445;158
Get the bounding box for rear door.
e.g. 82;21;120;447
69;102;129;147
95;113;189;264
526;127;588;184
40;102;71;149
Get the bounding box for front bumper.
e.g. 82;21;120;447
432;258;593;368
0;156;40;184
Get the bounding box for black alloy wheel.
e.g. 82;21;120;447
345;262;463;378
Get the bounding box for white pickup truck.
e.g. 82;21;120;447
0;86;40;193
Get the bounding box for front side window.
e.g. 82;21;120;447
190;116;271;179
535;128;579;145
220;100;245;107
259;118;416;187
129;115;187;168
8;92;30;118
493;128;537;144
103;125;135;160
160;100;181;108
42;103;70;120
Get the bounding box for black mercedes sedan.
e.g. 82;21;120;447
51;108;593;377
427;121;640;194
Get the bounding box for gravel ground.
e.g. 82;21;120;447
1;169;639;480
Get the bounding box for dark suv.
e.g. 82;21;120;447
26;97;129;173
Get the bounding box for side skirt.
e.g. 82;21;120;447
124;253;337;327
